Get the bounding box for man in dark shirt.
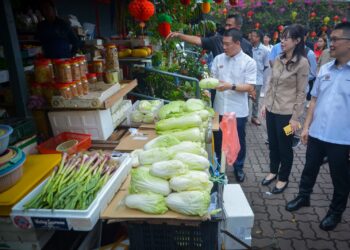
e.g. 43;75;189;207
166;14;253;58
37;0;80;58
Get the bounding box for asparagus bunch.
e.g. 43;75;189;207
24;152;119;210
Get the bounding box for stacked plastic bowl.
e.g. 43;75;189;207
0;125;26;192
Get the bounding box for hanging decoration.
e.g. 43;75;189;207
288;0;294;5
222;8;228;15
291;11;298;22
201;0;212;14
229;0;238;7
333;15;340;24
158;14;172;38
321;25;328;33
255;22;260;30
309;11;316;20
273;31;279;43
214;0;223;4
180;0;191;5
310;31;317;38
277;25;284;33
323;16;330;25
247;10;254;20
342;17;347;23
128;0;155;23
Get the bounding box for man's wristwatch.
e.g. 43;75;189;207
231;84;236;91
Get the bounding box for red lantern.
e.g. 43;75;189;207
309;12;316;20
180;0;191;5
128;0;155;22
255;22;260;30
321;26;328;32
288;0;294;4
214;0;224;3
222;8;227;15
310;31;317;38
333;15;339;22
273;31;279;42
267;0;274;4
342;17;348;23
247;10;254;19
277;25;284;32
229;0;238;6
158;23;171;38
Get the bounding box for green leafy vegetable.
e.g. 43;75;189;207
199;78;220;89
173;152;210;170
169;171;213;192
144;135;180;150
150;160;188;180
156;114;202;132
166;191;211;216
168;141;208;158
138;148;172;165
185;98;205;112
125;193;168;214
158;101;186;120
159;127;203;142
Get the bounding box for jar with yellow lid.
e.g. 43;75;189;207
70;82;79;97
75;80;84;96
92;60;104;74
56;83;73;99
34;59;54;83
105;44;119;71
70;58;81;81
76;55;88;76
86;73;97;84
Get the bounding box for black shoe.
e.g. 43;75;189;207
234;169;245;183
271;181;289;194
286;196;310;211
319;213;341;231
261;175;277;186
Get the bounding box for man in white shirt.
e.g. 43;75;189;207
286;22;350;231
212;29;257;182
250;30;270;126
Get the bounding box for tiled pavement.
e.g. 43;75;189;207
226;121;350;250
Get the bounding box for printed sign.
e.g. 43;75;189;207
31;217;69;230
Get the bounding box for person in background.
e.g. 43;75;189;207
166;14;253;58
37;0;81;58
263;33;273;51
286;22;350;231
314;34;328;62
261;24;310;194
211;29;256;183
249;30;270;126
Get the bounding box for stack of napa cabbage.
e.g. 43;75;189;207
130;100;163;124
125;101;214;216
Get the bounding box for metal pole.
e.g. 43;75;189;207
0;0;30;118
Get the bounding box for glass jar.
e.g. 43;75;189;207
81;76;89;95
56;83;73;99
75;80;84;96
70;82;79;97
70;58;81;81
105;44;119;71
86;73;97;84
92;60;104;74
96;72;103;82
55;60;72;83
34;59;54;83
76;55;88;76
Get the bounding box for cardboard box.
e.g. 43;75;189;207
115;128;158;152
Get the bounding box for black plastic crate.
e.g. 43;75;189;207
127;220;218;250
0;117;36;144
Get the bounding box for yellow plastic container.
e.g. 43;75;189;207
0;154;61;216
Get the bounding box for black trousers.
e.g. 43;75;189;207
266;110;293;182
299;136;350;216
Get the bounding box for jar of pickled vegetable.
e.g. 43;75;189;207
70;82;79;97
105;44;119;71
92;60;104;74
96;72;103;82
76;55;88;76
71;58;81;81
34;59;54;83
56;83;72;99
86;73;97;84
55;60;72;83
81;76;89;95
75;80;84;96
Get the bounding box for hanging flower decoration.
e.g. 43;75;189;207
333;15;340;24
323;16;330;25
288;0;294;5
158;14;172;38
273;31;279;43
128;0;155;28
309;12;316;20
267;0;274;5
247;10;254;20
321;25;328;33
310;31;317;38
255;22;260;30
222;8;228;15
214;0;223;4
342;17;348;23
180;0;191;6
229;0;238;7
201;0;212;14
277;25;284;33
291;11;298;22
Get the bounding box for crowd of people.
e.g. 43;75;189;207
167;15;350;231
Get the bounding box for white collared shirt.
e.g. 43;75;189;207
211;50;257;117
252;43;270;86
309;60;350;145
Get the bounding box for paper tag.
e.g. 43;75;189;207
133;136;148;140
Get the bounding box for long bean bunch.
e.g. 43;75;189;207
24;152;119;210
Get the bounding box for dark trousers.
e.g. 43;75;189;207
299;136;350;216
306;79;314;101
266;111;293;182
214;115;247;171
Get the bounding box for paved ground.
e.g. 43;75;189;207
226;120;350;250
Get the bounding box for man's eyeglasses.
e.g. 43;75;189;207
330;37;350;43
